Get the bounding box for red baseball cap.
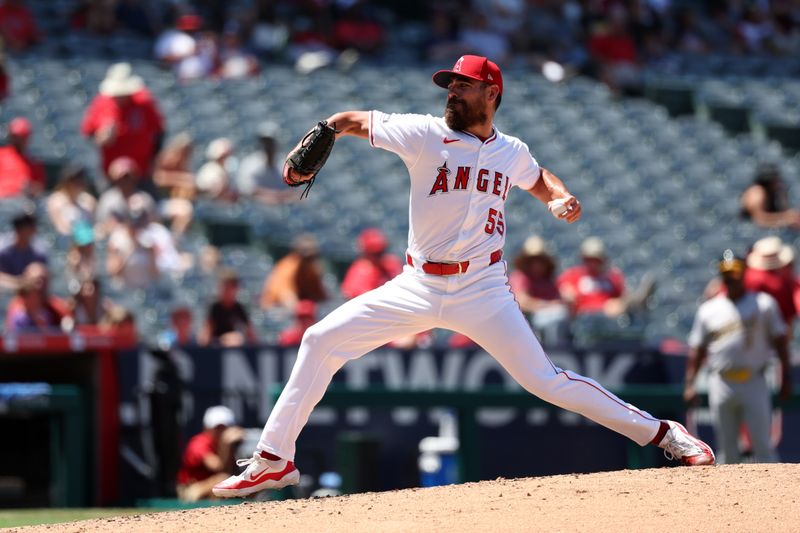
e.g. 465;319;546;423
432;55;503;95
176;14;202;31
358;228;388;255
9;117;31;137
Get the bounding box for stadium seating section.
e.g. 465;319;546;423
1;19;799;346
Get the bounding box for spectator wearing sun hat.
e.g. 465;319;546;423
80;63;165;181
341;228;403;300
0;117;45;198
510;235;569;344
745;236;797;330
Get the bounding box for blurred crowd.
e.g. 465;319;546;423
0;49;797;348
0;1;796;91
0;0;797;346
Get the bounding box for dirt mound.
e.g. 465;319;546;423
15;464;800;533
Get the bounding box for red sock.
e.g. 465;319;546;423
259;450;282;461
650;421;670;446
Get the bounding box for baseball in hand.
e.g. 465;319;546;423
548;198;570;218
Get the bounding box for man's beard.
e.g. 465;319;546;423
444;98;487;131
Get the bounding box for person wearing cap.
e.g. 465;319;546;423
0;117;45;198
744;236;797;332
216;54;715;499
0;209;48;289
80;63;164;180
685;250;792;464
200;268;258;347
740;163;800;229
510;236;569;344
95;156;157;238
46;164;96;236
341;228;403;300
557;237;626;317
196;138;237;201
176;405;244;502
260;233;327;311
236;121;296;204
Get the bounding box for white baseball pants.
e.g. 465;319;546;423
258;259;662;461
708;372;777;464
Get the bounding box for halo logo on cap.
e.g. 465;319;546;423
454;56;464;72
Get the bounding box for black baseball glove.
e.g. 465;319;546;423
282;120;338;198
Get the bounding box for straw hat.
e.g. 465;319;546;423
514;235;556;272
99;62;144;97
580;236;606;259
747;236;794;270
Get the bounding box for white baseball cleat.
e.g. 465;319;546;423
212;452;300;498
658;420;715;466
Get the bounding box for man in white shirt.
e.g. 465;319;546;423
214;55;715;498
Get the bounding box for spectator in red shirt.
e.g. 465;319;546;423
341;228;402;300
278;299;317;347
587;10;641;95
0;117;45;198
177;405;244;502
557;237;626;317
80;65;164;183
510;235;569;344
0;0;40;52
745;236;796;331
332;5;385;54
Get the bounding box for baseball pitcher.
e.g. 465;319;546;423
214;55;715;498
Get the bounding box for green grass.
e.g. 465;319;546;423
0;508;159;528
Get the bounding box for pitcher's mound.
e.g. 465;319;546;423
17;464;800;533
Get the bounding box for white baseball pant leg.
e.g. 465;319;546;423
439;262;662;446
258;268;443;461
709;373;777;464
709;374;742;464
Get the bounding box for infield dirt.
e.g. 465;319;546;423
12;463;800;533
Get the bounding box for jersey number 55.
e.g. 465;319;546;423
485;208;505;236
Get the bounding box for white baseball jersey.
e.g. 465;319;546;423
688;291;786;372
369;111;540;262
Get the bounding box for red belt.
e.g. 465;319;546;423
406;250;503;276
